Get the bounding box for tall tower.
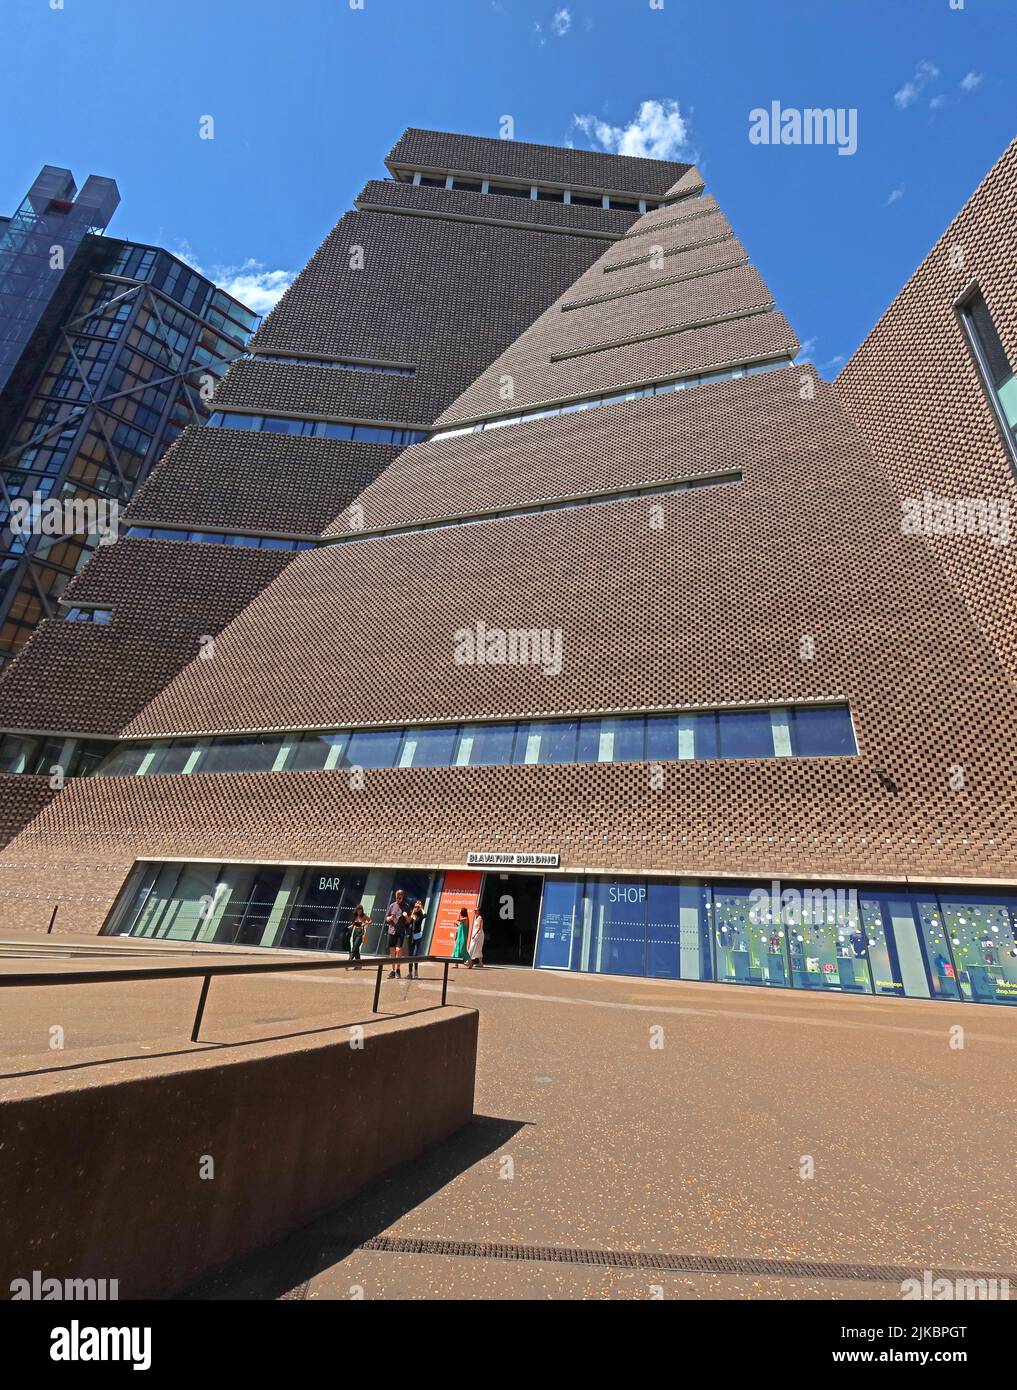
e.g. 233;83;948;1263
0;131;1015;1010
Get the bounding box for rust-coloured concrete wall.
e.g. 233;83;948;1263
0;1006;477;1299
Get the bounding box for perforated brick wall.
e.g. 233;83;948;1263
0;541;293;734
386;128;690;197
243;208;609;424
1;132;1014;928
125;428;401;535
837;137;1017;683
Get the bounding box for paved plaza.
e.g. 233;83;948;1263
5;934;1016;1299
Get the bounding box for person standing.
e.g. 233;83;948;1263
349;905;366;970
466;909;485;969
407;900;426;978
386;889;407;978
452;907;470;968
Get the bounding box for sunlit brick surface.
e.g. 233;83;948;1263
0;130;1013;930
328;366;781;533
837;137;1017;683
244;208;609;424
0;541;293;734
125;428;401;535
386;127;690;197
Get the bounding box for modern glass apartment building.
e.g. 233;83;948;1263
0;166;258;664
0;131;1015;1007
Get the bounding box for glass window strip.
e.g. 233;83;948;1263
125;526;313;552
2;703;857;780
402;172;660;211
958;288;1017;467
431;357;794;440
205;412;428;445
125;472;740;554
247;354;415;377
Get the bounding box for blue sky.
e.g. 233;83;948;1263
2;0;1014;374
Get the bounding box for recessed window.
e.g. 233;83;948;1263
455;723;515;766
95;743;152;776
959;287;1017;462
204;735;283;774
346;728;404;768
288;731;348;771
487;182;534;199
52;703;857;782
718;709;776;759
149;741;199;775
569;192;604;208
646;715;680;761
452;178;483;192
401;725;459;767
790;705;856;757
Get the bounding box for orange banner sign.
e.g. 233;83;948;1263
430;870;484;957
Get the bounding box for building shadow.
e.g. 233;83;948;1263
176;1114;527;1300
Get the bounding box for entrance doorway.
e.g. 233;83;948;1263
477;873;544;966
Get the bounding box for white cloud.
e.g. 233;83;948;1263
174;242;294;314
572;99;693;160
929;94;947;110
214;261;295;314
797;339;844;376
884;186;905;206
552;8;571;36
960;71;985;92
894;60;939;109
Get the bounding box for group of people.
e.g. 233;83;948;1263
452;905;485;970
345;888;486;975
383;890;428;978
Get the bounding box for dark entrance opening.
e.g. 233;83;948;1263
477;873;544;966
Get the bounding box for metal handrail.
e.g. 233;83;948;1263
0;954;455;1043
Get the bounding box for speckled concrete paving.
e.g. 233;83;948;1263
0;934;441;1080
182;963;1017;1301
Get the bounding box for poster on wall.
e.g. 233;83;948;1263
431;870;484;957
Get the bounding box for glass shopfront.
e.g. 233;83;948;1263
534;876;712;981
104;861;1017;1006
535;877;1017;1005
105;860;439;953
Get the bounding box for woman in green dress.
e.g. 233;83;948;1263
453;908;470;968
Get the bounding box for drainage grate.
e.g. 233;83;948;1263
352;1236;1015;1286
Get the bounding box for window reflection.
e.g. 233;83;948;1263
711;887;789;987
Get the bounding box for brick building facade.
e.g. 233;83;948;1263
0;130;1014;1006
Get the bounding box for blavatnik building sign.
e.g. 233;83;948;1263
467;853;561;869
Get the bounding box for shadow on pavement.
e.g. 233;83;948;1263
178;1114;526;1300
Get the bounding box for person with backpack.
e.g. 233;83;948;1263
406;900;426;978
349;905;367;970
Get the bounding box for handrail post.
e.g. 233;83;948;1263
372;961;383;1013
191;973;212;1042
441;959;449;1007
46;905;58;934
